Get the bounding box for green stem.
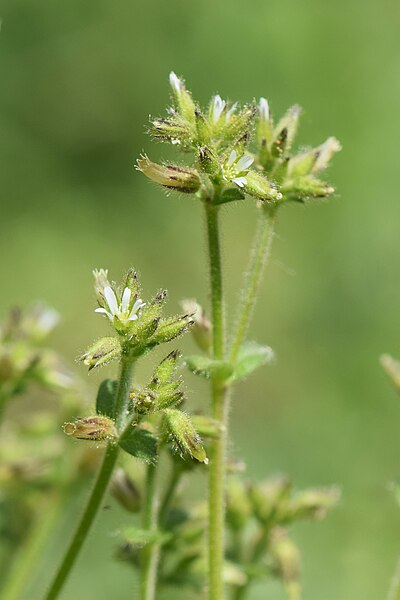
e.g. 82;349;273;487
205;201;228;600
45;354;135;600
229;207;277;363
159;464;182;527
140;462;159;600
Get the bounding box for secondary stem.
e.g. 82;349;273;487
230;207;277;363
205;200;228;600
140;462;159;600
45;353;135;600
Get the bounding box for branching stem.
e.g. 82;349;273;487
230;207;277;363
45;353;135;600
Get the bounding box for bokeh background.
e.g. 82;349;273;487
1;0;400;598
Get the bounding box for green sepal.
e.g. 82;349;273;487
229;342;274;383
119;425;158;463
119;526;172;548
95;379;118;418
214;187;245;205
186;355;233;380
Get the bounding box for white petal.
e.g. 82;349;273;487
104;287;119;315
121;287;131;313
259;97;270;120
129;299;145;319
225;102;237;121
95;307;112;319
236;155;254;171
227;150;237;166
233;177;247;188
213;95;225;122
169;71;181;93
128;314;138;321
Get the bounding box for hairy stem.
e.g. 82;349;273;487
159;464;182;527
45;354;135;600
230;207;277;363
140;462;159;600
205;201;228;600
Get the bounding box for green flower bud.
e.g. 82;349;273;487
93;269;112;307
169;72;196;128
226;478;252;531
150;117;191;147
195;108;212;145
63;415;116;441
137;155;201;193
282;175;335;199
149;314;194;347
244;171;283;203
286;487;340;521
163;408;208;463
288;136;341;177
270;529;301;600
111;468;141;513
223;103;257;148
81;337;121;371
273;104;301;155
198;146;221;179
181;299;211;353
250;476;291;524
381;354;400;393
257;98;274;167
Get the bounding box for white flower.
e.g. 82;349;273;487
259;97;270;120
169;71;182;94
222;150;254;188
210;96;237;124
95;286;146;326
211;95;226;123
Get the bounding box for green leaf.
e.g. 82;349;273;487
229;342;274;383
119;426;158;462
96;379;118;417
185;355;233;380
215;187;245;205
119;526;171;547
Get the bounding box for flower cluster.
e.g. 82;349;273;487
81;269;194;370
137;72;341;207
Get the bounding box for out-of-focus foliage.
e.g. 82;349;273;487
1;0;400;598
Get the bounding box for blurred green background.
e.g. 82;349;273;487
1;0;400;598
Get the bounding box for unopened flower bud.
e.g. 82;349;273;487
282;175;335;199
111;468;141;512
163;408;208;464
93;269;112;306
311;136;342;173
150;117;190;146
137;155;201;194
381;354;400;393
226;478;252;530
169;71;196;128
250;476;291;524
81;337;121;371
270;529;301;600
257;97;274;166
181;299;211;352
63;415;116;441
287;487;340;521
149;314;194;346
244;171;283;203
273;105;301;155
198;146;221;179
